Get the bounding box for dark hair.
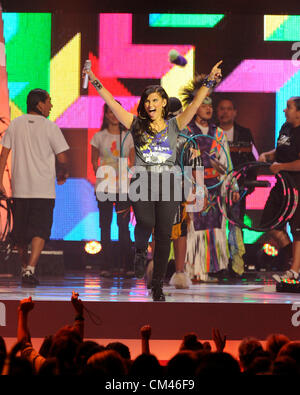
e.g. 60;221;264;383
37;357;59;376
245;352;272;375
180;332;203;352
238;337;263;371
48;325;82;375
197;352;241;375
75;341;105;374
27;89;49;114
106;342;131;360
85;350;127;376
266;334;290;361
168;97;182;115
271;356;300;375
100;102;125;131
39;335;53;358
129;354;162;377
291;97;300;111
277;341;300;364
217;97;237;110
133;85;169;146
166;351;198;376
8;357;35;376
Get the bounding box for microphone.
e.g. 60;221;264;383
168;49;187;67
83;59;91;89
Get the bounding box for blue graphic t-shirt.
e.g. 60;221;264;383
131;116;180;167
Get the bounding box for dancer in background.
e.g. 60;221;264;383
90;103;135;277
181;78;244;282
216;98;258;167
216;98;258;224
259;97;300;282
0;89;69;286
83;61;222;301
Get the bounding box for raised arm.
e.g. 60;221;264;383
71;291;84;340
83;68;134;130
140;325;151;355
17;297;34;343
212;328;227;353
176;61;222;131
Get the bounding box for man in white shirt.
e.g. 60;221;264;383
0;89;69;285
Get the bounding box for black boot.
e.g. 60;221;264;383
151;279;165;302
134;248;148;279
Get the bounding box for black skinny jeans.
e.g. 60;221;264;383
98;196;131;270
131;172;180;283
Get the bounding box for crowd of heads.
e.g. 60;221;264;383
0;299;299;376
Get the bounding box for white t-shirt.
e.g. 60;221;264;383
1;114;69;198
195;121;209;135
223;126;234;142
90;129;134;193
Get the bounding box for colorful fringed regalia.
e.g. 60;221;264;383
185;119;245;281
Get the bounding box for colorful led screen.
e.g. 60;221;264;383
149;14;225;28
264;15;300;41
1;12;297;243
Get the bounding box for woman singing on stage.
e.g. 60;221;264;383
83;61;222;301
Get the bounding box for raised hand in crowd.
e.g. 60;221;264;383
212;328;227;352
140;325;152;355
17;297;34;343
71;291;84;316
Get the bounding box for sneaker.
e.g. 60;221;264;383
169;272;191;289
22;270;39;286
134;248;148;279
273;270;299;283
151;280;165;302
152;287;165;302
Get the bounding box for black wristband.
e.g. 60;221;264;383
202;77;217;89
75;314;84;321
91;79;103;90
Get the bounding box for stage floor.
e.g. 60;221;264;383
0;271;299;304
1;271;300;359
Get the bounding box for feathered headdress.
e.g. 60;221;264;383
181;73;213;107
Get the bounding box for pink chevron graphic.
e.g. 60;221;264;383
98;13;193;78
216;60;300;92
246;175;277;210
56;96;140;129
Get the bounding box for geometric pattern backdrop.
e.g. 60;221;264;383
2;12;299;243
